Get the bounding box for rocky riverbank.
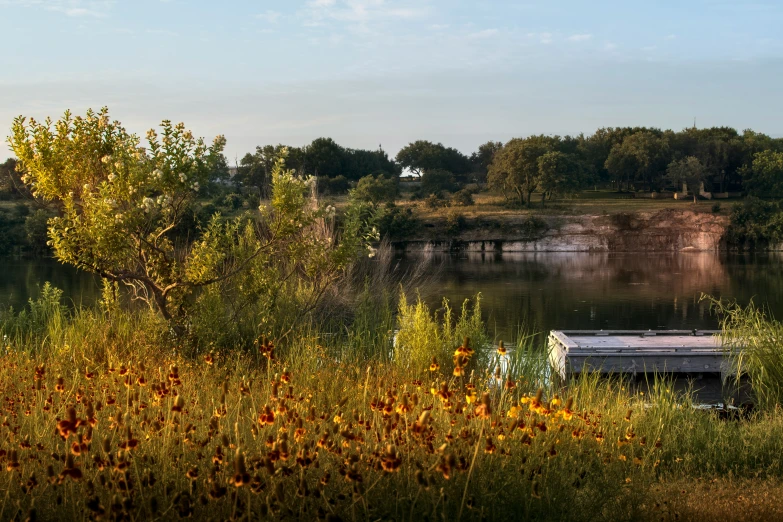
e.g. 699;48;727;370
395;209;735;253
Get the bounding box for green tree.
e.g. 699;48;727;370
605;132;670;191
396;140;472;179
353;174;397;205
666;156;707;203
537;151;583;205
303;137;346;178
743;151;783;198
9;108;372;333
470;141;503;183
236;144;287;197
344;147;400;181
488;136;556;206
419;168;457;196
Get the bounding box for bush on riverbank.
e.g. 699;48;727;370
725;197;783;248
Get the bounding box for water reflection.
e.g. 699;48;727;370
402;251;783;342
0;258;100;310
2;253;782;345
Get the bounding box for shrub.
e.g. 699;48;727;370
375;203;418;240
319;175;351;195
445;209;467;235
725;197;783;246
24;209;51;255
222;192;243;210
0;208;24;255
394;292;490;373
451;188;474;206
425;193;449;209
712;202;722;214
519;215;549;240
419;169;457;196
353;174;397;204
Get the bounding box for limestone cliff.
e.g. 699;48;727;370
398;210;731;252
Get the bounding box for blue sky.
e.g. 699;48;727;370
1;0;782;161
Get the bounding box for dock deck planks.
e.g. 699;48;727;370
548;330;750;405
548;330;726;379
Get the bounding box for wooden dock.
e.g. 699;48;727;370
548;330;750;405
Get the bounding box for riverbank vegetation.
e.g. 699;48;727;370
3;282;783;520
2;109;783;520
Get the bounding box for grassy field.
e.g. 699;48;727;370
400;191;730;220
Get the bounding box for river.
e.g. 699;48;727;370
2;253;782;343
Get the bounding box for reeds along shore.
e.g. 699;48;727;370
3;294;783;521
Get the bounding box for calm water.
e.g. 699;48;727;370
401;251;783;342
2;253;783;344
0;259;101;310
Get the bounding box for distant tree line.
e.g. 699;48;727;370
4;126;782;207
229;127;783;207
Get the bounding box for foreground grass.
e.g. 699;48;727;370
2;339;783;521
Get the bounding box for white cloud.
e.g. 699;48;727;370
430;23;449;30
665;34;677;40
604;42;617;51
529;32;553;44
0;0;114;17
467;28;498;39
642;45;657;51
302;0;429;28
257;10;281;23
567;33;592;42
146;28;179;37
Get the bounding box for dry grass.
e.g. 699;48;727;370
642;478;783;522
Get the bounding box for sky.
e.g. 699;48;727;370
1;0;782;162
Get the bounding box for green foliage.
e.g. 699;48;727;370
666;155;707;201
743;150;783;198
9;108;229;322
470;140;503;182
316;175;350;195
9;109;373;339
451;188;474;206
0;282;66;343
488;135;562;206
396;140;472;179
605;131;670;191
222;192;243;210
394;292;489;373
375;203;418;240
424;193;449;209
725;197;783;246
24;209;52;255
537;151;583;204
445;209;467;235
0;157;24;200
352;174;397;204
0;207;25;255
419;168;457;196
704;295;783;410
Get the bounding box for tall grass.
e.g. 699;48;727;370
703;294;783;409
3;287;783;520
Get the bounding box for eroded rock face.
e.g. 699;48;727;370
400;210;731;252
